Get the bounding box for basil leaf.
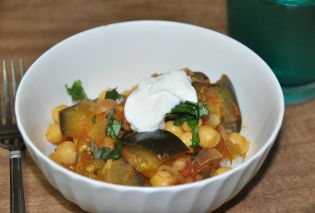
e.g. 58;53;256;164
94;148;105;159
89;142;96;152
104;140;122;159
89;140;122;160
106;120;122;138
91;116;123;160
198;102;209;118
173;117;186;126
99;147;114;159
169;101;199;117
105;88;123;101
165;112;178;121
66;80;87;101
186;118;199;148
186;117;198;129
165;101;209;148
191;125;200;148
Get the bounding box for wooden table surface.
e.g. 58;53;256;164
0;0;314;212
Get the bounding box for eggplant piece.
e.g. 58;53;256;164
59;99;115;142
217;75;242;133
96;159;144;186
59;101;94;138
193;82;225;128
190;148;223;178
193;74;242;133
121;129;189;160
75;140;99;176
122;146;162;178
192;72;210;84
121;130;189;178
193;148;223;167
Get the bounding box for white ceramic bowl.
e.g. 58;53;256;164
15;21;284;213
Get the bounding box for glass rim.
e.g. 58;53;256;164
263;0;315;6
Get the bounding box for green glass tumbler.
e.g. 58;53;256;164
227;0;315;105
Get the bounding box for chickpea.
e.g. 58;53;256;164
198;125;220;149
181;121;192;132
164;121;183;137
179;132;193;148
213;167;231;176
46;123;63;145
150;170;177;187
228;133;249;156
55;141;77;164
85;164;95;173
172;158;187;171
52;105;68;123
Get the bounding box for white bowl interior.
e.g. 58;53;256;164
15;21;284;212
17;21;282;157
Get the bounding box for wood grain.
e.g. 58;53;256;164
0;0;314;212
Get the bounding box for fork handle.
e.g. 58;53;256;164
10;150;26;213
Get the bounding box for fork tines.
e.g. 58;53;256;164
1;59;24;127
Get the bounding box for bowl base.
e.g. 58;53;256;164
283;81;315;105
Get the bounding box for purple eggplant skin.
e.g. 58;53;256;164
96;158;145;186
192;74;242;133
121;129;189;160
192;72;210;84
217;74;242;133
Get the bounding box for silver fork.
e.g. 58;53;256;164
0;60;26;213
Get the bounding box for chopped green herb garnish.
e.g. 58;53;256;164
107;108;116;120
90;114;123;160
106;119;122;138
66;80;87;102
173;117;186;126
167;101;199;117
105;88;124;101
91;115;96;124
89;142;96;152
198;102;209;117
165;101;209;148
89;141;122;160
190;120;200;148
108;140;122;159
94;147;106;159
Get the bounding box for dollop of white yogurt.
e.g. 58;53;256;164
124;70;197;132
